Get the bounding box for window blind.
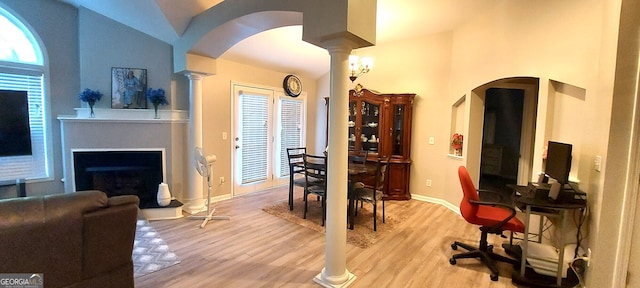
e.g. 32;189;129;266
278;98;303;177
240;94;269;184
0;72;48;181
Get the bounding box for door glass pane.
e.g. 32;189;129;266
240;94;269;184
278;98;303;177
393;105;405;155
348;100;357;150
361;101;380;153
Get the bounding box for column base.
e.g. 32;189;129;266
182;198;205;214
313;269;357;288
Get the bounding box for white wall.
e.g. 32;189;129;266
315;0;621;285
78;8;175;111
196;58;320;197
0;0;78;197
2;0;635;286
324;32;454;201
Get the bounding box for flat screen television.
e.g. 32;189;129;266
0;90;32;156
545;141;572;184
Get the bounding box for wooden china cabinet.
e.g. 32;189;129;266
326;87;415;200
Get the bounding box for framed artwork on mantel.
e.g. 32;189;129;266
111;67;147;109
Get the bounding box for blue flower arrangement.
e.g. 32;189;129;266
78;88;102;117
146;88;168;118
146;88;169;106
78;88;103;103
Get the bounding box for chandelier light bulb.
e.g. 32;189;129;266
349;55;360;69
348;55;373;82
360;57;373;71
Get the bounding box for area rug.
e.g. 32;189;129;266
132;219;181;278
262;197;407;248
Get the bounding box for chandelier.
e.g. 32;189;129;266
348;55;373;82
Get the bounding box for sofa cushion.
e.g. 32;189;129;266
82;195;138;280
0;190;137;288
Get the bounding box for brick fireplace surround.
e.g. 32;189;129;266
58;108;189;219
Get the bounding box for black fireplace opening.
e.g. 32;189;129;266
73;150;164;208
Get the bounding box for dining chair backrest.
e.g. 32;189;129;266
374;157;390;191
303;154;327;182
286;147;306;175
349;150;369;164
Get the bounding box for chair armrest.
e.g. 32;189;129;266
476;189;504;203
469;199;518;234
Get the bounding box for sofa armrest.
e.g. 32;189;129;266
0;190;110;287
82;195;139;283
108;195;140;207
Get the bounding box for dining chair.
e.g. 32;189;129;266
303;154;327;226
286;147;308;211
353;156;389;231
348;149;368;164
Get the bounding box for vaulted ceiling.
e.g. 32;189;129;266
59;0;500;79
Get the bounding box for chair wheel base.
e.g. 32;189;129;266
490;274;498;281
449;258;456;265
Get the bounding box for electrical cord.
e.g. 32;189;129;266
570;256;589;288
573;202;589;258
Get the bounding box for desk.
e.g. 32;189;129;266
516;189;586;287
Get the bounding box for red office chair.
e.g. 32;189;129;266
450;166;525;281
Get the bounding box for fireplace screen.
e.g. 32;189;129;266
73;150;164;208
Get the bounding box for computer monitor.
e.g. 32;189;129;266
545;141;572;185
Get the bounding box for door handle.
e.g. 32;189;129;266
235;145;240;149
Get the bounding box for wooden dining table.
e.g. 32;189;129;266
298;155;377;229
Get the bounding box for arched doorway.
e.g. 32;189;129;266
471;77;540;195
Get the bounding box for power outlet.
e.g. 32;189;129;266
426;179;432;187
219;176;225;184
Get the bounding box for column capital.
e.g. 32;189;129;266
321;38;360;55
183;71;211;81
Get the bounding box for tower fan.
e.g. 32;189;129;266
190;147;230;228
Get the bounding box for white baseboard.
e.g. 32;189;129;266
410;194;460;216
182;193;233;215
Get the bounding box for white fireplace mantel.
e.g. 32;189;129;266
57;107;189;122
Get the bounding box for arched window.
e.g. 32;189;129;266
0;5;50;182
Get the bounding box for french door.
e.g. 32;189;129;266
232;83;305;196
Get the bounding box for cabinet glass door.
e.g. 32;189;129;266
361;100;380;153
392;104;405;155
348;101;357;150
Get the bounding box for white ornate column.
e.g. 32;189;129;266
183;71;207;213
314;39;356;288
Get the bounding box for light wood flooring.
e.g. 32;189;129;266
134;186;519;287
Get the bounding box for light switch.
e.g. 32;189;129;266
428;137;435;145
594;155;602;172
222;132;228;140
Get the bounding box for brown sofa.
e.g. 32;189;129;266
0;190;139;288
